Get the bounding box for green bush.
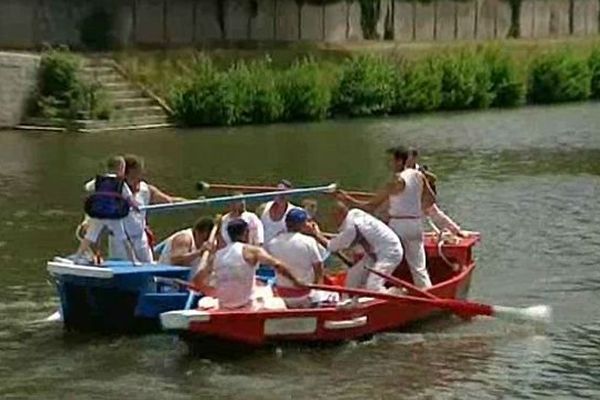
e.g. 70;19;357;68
392;58;442;113
484;49;525;107
439;52;493;110
588;47;600;99
231;61;283;124
528;51;591;104
36;49;112;120
278;59;332;121
333;55;396;117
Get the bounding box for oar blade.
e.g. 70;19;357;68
492;305;553;324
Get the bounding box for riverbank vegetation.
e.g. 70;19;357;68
31;49;112;122
117;41;600;127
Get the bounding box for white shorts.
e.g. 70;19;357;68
345;253;401;292
388;219;432;288
109;231;153;263
84;218;127;243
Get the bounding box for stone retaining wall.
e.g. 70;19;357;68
0;0;598;49
0;52;40;128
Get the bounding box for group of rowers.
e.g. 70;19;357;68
70;146;469;310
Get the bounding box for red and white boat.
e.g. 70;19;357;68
160;233;480;347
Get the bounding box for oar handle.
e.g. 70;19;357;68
141;183;337;213
197;181;374;200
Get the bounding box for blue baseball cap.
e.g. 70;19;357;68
286;208;308;224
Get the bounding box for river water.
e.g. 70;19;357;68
1;103;599;399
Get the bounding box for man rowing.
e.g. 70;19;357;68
309;202;403;292
197;219;304;310
335;146;435;288
109;154;186;262
260;179;301;243
221;192;264;246
157;217;214;268
267;209;324;308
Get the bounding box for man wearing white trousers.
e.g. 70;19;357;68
310;202;403;292
336;146;435;288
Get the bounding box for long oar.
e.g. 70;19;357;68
141;183;338;213
307;283;552;324
365;266;438;300
185;217;221;310
197;181;372;200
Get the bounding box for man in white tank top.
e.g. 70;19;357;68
109;155;186;262
221;193;264;246
336;146;435;288
195;219;304;310
266;208;325;308
260;180;301;243
156;217;214;267
310;202;403;292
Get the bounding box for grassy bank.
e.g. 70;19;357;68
116;39;600;127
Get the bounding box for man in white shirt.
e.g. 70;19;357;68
260;180;301;243
221;193;264;246
309;201;403;292
267;208;324;308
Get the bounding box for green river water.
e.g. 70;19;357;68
1;103;599;399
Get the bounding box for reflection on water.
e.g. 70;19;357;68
1;103;599;399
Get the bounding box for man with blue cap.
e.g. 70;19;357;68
267;208;327;308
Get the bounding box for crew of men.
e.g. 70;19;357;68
76;146;467;310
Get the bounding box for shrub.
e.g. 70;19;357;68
278;59;332;121
333;55;396;117
392;58;443;113
231;61;283;124
484;49;525;107
36;49;112;120
528;50;591;104
439;52;493;110
588;47;600;99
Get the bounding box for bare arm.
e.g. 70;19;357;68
312;262;324;284
169;234;203;266
337;180;404;213
420;173;436;211
191;251;216;294
149;184;186;204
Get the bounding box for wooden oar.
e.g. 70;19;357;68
307;283;552;324
142;183;338;213
364;266;438;300
197;181;374;201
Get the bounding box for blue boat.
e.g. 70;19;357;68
47;259;277;333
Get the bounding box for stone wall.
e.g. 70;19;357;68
0;52;40;128
0;0;598;49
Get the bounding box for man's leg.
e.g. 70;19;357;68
365;257;401;292
404;239;432;288
345;256;371;289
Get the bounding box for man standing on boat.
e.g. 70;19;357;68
260;179;301;243
406;147;466;237
157;217;214;268
109;154;186;262
335;146;435;288
221;192;264;246
197;219;304;310
309;202;403;292
267;208;324;308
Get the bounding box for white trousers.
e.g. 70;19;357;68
388;219;432;288
109;232;153;263
345;254;401;292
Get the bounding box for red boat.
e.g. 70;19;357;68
160;233;480;347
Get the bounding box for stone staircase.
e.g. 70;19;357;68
19;56;173;133
78;57;172;132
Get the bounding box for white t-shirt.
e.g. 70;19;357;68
267;232;323;288
261;201;301;243
329;208;403;261
221;211;264;246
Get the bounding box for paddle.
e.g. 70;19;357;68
196;181;373;201
141;183;338;213
364;266;438;300
306;283;552;324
